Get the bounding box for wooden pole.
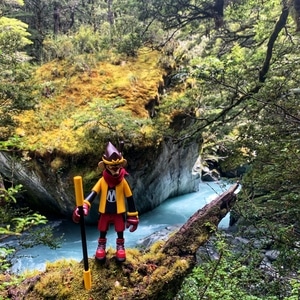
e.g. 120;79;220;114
74;176;92;290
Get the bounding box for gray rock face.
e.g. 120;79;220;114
0;138;200;220
127;139;200;213
0;151;72;216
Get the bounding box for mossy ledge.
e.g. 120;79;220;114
3;243;193;300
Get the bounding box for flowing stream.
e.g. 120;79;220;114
10;180;236;274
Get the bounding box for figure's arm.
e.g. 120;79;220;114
84;190;97;206
126;195;139;232
72;179;101;223
127;196;137;214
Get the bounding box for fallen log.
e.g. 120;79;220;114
127;181;240;299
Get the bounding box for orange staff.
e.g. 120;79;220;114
73;176;92;290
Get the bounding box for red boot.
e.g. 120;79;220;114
116;238;126;262
95;238;106;261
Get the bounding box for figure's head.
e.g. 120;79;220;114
98;141;127;176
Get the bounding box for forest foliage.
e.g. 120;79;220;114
1;0;300;299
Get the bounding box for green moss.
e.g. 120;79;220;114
3;244;194;300
50;157;65;171
14;47;167;157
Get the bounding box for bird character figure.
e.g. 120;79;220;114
72;141;139;262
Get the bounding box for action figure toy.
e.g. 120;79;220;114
73;141;139;262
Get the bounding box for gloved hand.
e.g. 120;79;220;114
72;202;90;223
126;216;139;232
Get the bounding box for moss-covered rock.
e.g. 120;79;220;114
4;245;193;300
0;47;201;219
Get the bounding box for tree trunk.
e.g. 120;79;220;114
53;5;61;35
293;0;300;31
126;182;240;299
107;0;114;26
133;182;240;299
0;174;6;206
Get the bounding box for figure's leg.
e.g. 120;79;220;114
115;214;126;262
96;215;109;261
96;232;107;261
116;231;126;262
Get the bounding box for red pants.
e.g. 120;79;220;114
98;213;125;232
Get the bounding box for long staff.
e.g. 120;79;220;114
74;176;92;290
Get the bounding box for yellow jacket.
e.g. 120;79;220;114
92;177;133;214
